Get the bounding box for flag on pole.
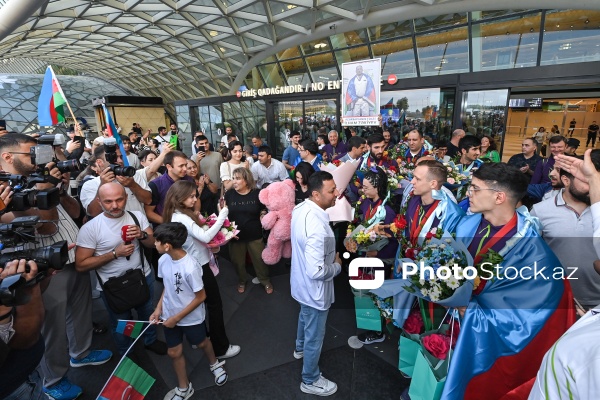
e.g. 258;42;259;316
383;98;394;109
38;66;67;126
116;321;144;339
99;357;155;400
101;104;130;166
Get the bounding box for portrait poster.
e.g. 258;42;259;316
341;58;381;126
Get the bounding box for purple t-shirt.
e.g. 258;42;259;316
467;217;518;259
405;195;441;239
359;198;398;260
323;142;348;160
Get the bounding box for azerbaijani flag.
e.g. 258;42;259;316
116;320;144;339
99;357;155;400
102;104;130;166
38;66;66;126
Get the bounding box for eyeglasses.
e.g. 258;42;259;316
9;152;30;155
298;148;306;152
466;184;501;195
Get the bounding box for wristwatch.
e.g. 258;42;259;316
140;231;149;240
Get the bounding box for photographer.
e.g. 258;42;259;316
79;140;151;218
0;133;111;399
0;260;46;400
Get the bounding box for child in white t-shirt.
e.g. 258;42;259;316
150;222;227;400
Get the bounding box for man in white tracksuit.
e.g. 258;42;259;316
290;171;342;397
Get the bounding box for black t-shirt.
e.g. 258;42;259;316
588;124;599;134
224;189;266;241
447;142;460;158
507;153;542;173
295;186;309;205
0;335;45;398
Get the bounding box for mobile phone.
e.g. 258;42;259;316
241;155;246;162
74;136;85;146
169;134;179;147
0;119;5;129
198;145;205;153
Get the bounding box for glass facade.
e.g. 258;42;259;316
247;10;600;89
0;73;137;135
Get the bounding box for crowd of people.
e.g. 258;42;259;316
0;120;599;400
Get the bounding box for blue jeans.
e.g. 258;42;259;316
295;303;329;384
100;273;157;355
4;369;46;400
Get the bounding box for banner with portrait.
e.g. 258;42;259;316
341;58;381;127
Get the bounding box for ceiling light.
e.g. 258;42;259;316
219;47;225;52
314;42;327;49
209;31;218;37
440;58;448;63
434;66;442;70
287;4;296;9
559;43;572;50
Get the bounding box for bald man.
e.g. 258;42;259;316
76;182;167;356
447;129;465;158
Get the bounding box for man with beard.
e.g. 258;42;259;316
76;182;167;356
363;133;398;169
527;165;563;203
531;151;600;310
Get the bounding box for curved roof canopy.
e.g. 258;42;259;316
0;0;599;103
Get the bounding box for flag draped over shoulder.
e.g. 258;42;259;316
99;357;155;400
442;211;575;399
38;66;66;126
102;104;130;166
116;321;144;339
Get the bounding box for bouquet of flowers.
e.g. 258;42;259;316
344;223;389;253
398;235;475;307
198;213;240;248
442;161;469;188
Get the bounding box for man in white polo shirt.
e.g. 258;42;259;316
251;145;289;188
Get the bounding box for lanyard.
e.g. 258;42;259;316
473;213;518;265
365;198;382;221
409;200;440;244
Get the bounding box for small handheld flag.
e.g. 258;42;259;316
38;66;66;126
116;320;144;339
102;104;129;166
98;357;155;400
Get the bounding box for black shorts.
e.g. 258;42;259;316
164;321;207;348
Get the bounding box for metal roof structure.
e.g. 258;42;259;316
0;0;599;103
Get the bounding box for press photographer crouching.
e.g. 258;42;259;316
79;137;151;219
0;133;111;400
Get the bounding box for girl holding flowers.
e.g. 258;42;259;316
162;180;241;360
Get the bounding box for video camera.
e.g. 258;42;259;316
0;216;68;306
34;135;81;174
0;173;60;211
103;137;135;177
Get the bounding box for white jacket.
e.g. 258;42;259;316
290;200;341;310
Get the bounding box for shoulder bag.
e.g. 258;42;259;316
95;211;150;314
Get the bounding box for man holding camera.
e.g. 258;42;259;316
79;139;151;218
0;133;111;400
76;182;166;356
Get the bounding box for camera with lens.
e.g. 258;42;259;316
32;138;81;174
103;137;135;177
0;172;60;211
0;215;68;306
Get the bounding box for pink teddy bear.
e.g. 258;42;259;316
258;179;296;265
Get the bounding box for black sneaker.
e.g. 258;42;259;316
357;331;385;345
144;340;168;355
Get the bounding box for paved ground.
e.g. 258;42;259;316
67;250;409;399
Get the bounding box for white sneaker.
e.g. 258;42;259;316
218;344;241;359
164;382;194;400
293;350;304;359
252;277;260;284
300;375;338;396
